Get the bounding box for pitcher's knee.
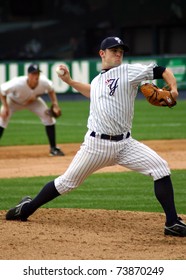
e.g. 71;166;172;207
152;159;171;181
54;175;79;194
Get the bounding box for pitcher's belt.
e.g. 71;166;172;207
90;131;130;141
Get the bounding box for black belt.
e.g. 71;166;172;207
90;131;130;141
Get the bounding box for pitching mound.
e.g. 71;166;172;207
0;139;186;259
1;209;186;260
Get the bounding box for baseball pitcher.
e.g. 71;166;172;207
6;37;186;237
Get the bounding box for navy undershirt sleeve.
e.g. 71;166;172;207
153;66;166;79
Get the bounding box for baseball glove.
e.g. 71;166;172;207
46;104;61;118
140;83;177;108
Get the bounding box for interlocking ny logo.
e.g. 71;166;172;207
114;37;122;44
106;78;119;96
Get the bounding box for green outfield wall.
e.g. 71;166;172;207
0;56;186;93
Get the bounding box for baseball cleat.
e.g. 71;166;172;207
164;217;186;237
6;196;32;221
49;147;65;156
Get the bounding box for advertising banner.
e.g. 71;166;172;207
0;56;185;93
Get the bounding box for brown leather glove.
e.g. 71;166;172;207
46;104;62;118
140;83;177;108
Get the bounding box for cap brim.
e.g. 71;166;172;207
29;70;41;74
108;44;129;52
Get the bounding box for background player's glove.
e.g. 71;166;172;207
140;83;177;108
46;104;61;118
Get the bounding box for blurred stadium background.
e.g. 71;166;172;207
0;0;185;60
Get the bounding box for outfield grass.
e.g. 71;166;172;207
133;98;186;140
0;98;186;146
1;170;186;214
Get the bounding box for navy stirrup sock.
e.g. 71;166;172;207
0;127;4;138
45;125;56;148
21;180;60;218
154;176;178;226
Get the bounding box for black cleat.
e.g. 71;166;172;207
6;196;32;221
164;217;186;237
49;147;65;156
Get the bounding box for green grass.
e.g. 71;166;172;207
1;170;186;214
0;98;186;146
132;98;186;140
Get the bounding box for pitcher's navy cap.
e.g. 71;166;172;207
100;36;129;52
28;64;41;73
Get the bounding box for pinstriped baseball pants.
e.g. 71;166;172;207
54;130;170;194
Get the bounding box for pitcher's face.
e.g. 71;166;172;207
100;47;124;69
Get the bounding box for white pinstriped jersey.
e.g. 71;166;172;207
0;74;54;104
88;62;155;135
54;61;171;194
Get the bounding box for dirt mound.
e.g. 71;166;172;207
0;139;186;260
1;209;186;260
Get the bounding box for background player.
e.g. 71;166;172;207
0;63;64;156
6;37;186;237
